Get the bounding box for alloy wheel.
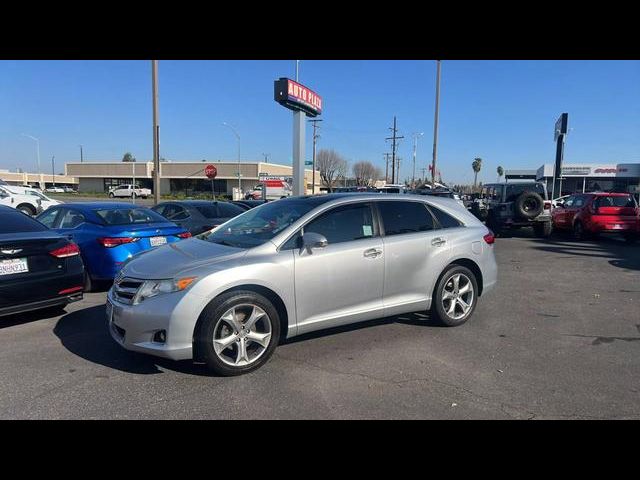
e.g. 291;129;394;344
212;304;272;367
441;273;475;320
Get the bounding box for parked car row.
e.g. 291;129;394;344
466;182;640;242
2;194;498;377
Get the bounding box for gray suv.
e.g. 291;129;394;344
482;182;552;237
107;194;498;376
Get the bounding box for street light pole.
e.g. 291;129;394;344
431;60;441;188
223;122;241;196
152;60;161;205
51;156;55;187
412;132;424;188
22;134;41;178
79;145;83;163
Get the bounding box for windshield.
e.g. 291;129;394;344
95;207;168;225
200;199;318;248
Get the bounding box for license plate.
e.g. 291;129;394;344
105;299;113;322
0;258;29;276
150;236;167;247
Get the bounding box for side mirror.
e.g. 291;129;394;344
301;232;328;253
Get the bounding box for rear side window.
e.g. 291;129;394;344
37;208;61;228
594;195;636;208
0;209;48;233
505;184;546;202
95;208;167;225
428;206;463;228
378;201;435;236
59;209;86;228
304;203;375;244
217;203;245;217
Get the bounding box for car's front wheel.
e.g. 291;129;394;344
196;291;280;376
431;265;479;327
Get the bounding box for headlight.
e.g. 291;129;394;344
133;277;197;304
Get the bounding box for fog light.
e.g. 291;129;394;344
153;330;167;343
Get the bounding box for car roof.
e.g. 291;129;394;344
59;202;151;210
157;200;219;205
585;192;632;196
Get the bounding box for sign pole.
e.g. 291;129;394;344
293;110;306;196
551;113;568;200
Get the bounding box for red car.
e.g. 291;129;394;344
551;192;640;242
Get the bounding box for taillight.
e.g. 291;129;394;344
177;232;192;239
49;243;80;258
98;237;140;248
483;231;495;245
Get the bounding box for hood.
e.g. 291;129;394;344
122;237;247;279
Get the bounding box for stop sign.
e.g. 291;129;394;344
205;164;217;179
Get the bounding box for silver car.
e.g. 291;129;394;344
107;194;497;376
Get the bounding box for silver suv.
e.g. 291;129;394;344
107;194;498;376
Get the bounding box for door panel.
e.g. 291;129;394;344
294;237;385;333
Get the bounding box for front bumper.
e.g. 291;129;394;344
106;287;198;361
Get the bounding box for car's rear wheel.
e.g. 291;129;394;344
131;192;137;199
534;221;552;238
108;192;114;198
431;265;478;327
196;291;280;376
573;221;587;240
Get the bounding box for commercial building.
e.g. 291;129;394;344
64;161;320;195
0;169;78;189
505;162;640;197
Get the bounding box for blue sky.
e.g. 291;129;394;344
0;60;638;184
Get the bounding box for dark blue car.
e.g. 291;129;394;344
36;202;191;290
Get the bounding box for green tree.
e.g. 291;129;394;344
497;165;504;182
122;152;136;162
472;157;483;187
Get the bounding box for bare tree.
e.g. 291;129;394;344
317;148;348;192
352;161;380;186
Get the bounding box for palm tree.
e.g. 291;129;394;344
497;165;504;182
472;157;482;187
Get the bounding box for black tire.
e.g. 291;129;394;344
17;204;36;216
195;290;281;376
431;265;479;327
83;271;93;292
108;192;115;198
573;221;587;240
131;192;137;199
534;221;552;238
40;304;67;316
624;233;638;244
515;192;544;220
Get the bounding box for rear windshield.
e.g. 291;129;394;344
194;205;219;218
94;208;167;225
0;210;48;233
505;183;547;201
595;195;637;208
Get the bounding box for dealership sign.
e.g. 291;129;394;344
274;78;322;117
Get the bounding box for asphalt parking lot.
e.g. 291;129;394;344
1;230;639;419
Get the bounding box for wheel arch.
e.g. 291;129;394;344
447;258;484;296
16;203;36;214
192;284;289;362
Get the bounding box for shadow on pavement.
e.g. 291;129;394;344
53;305;212;376
529;232;640;272
0;305;68;330
283;311;444;345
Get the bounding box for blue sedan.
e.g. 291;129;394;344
36;202;191;290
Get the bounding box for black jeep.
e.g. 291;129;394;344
480;182;553;237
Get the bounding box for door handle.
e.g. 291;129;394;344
431;237;446;247
363;248;383;258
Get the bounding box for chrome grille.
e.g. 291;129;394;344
113;277;144;304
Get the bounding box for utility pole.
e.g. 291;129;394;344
385;116;404;184
384;153;391;183
308;119;323;194
152;60;161;205
51;156;55;187
431;60;442;187
396;157;402;184
262;153;270;163
79;145;84;163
